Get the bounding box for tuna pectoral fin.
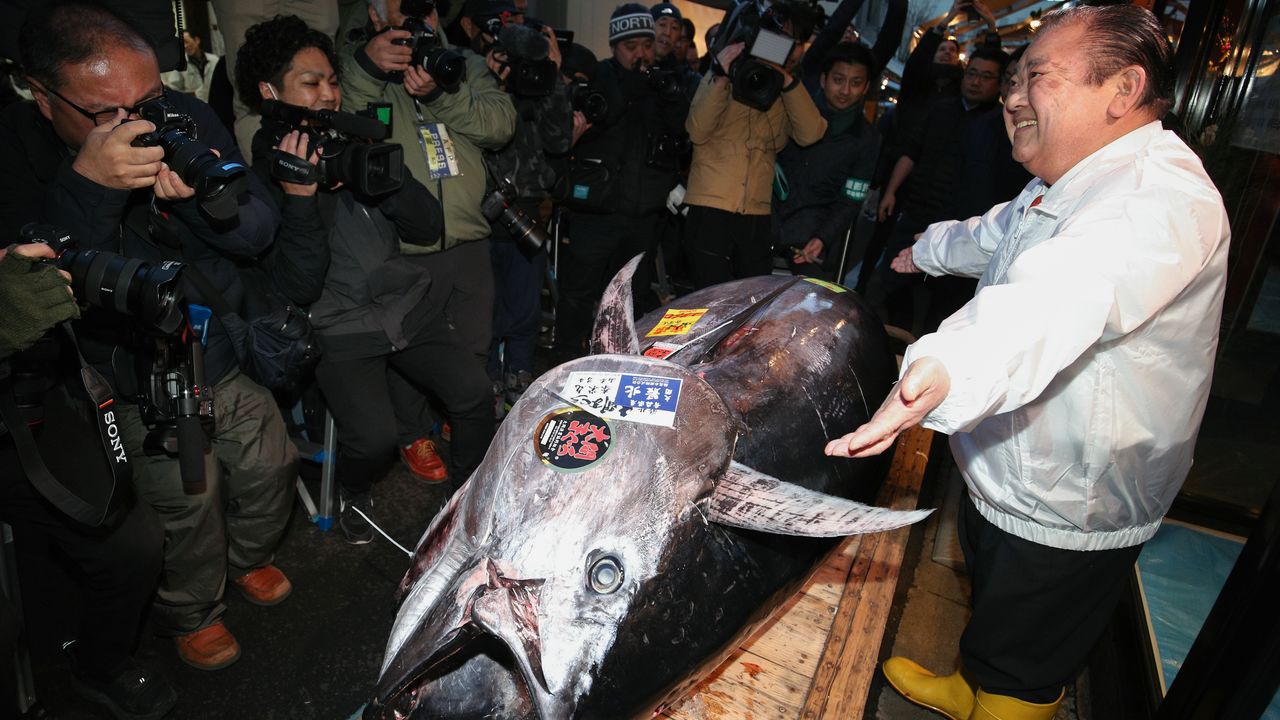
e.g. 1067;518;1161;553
705;461;932;537
589;254;642;356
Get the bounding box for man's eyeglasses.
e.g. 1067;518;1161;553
42;85;166;126
964;68;1000;82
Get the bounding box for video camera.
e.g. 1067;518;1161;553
21;224;213;495
641;65;684;99
493;23;558;98
712;0;813;111
396;0;467;93
260;99;405;197
130;94;250;224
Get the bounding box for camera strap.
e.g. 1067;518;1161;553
0;323;130;527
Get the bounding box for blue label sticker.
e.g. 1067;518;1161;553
573;184;590;200
614;374;681;414
560;372;683;428
187;303;213;347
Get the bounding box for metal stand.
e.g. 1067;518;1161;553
1;522;41;716
292;411;337;532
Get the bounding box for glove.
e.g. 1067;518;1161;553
666;183;687;216
0;246;79;360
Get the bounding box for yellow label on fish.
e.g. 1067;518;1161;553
646;308;708;337
804;278;848;293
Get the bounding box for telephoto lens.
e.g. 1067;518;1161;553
132;96;249;223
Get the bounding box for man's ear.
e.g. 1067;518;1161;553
29;81;53;121
459;16;477;39
1107;66;1147;119
368;4;386;31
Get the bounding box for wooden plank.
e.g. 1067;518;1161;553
663;651;812;720
800;424;934;720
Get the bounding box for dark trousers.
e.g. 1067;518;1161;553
0;443;162;680
488;239;546;379
684;205;773;289
865;213;978;337
554;211;661;360
958;494;1143;703
314;310;495;496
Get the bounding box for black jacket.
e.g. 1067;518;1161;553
899;94;999;224
774;95;881;249
0;93;279;390
251;124;444;361
572;58;690;217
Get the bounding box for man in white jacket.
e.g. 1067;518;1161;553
825;6;1230;720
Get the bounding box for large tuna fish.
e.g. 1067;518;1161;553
364;260;930;720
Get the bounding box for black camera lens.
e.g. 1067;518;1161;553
421;47;467;93
57;248;186;335
134;97;249;223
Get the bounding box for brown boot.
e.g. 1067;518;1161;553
882;657;976;720
969;688;1064;720
174;621;241;671
233;564;293;606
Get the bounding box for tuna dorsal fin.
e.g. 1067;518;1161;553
705;461;932;537
589;254;642;356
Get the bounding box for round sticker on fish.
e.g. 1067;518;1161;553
534;408;614;472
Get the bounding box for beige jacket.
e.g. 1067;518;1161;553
684;73;826;215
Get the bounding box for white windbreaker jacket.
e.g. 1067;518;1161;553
906;121;1230;551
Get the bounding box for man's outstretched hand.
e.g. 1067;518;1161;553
825;357;951;458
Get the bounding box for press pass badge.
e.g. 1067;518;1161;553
417;122;462;180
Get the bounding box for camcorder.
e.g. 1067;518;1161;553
641;64;684;99
480;177;549;254
130;94;250;224
712;0;813;111
493;23;558;98
396;0;467;93
21;224;213;495
260;99;405;197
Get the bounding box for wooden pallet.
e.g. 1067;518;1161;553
660;424;934;720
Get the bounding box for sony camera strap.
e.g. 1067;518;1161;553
0;323;131;527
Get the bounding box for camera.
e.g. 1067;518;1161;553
130;95;250;224
712;0;812;111
397;0;467;93
494;24;558;98
571;78;609;124
260;99;405;197
20;223;212;494
22;224;186;336
641;65;684;99
480;178;549;253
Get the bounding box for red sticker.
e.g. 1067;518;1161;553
534;408;614;472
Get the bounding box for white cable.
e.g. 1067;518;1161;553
351;505;414;557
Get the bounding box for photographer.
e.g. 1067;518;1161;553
0;3;297;671
238;15;494;543
481;22;572;409
683;0;826;289
0;242;175;718
552;4;690;361
341;0;516;368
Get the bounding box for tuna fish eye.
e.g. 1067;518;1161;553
586;554;624;594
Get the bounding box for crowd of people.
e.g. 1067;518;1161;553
0;1;1228;719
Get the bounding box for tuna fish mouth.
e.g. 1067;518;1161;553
365;558;564;720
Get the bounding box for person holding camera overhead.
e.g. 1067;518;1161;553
0;242;176;719
551;4;691;363
340;0;515;480
683;0;826;289
0;2;299;672
237;15;495;545
475;19;573;413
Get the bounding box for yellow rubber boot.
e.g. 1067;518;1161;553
969;688;1064;720
881;657;976;720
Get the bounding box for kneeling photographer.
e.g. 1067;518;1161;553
0;242;174;719
684;0;826;289
481;20;571;411
237;15;495;544
552;4;690;362
0;3;297;671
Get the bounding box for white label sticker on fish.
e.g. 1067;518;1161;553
561;372;682;428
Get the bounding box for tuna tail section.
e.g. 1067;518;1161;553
705;461;933;537
589;254;642;356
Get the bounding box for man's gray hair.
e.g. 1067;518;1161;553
1038;4;1175;118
